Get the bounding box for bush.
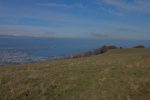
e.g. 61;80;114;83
94;45;118;54
133;45;145;48
70;45;118;58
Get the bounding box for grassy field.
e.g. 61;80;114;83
0;48;150;100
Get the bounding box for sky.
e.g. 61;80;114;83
0;0;150;40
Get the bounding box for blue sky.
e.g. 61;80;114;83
0;0;150;40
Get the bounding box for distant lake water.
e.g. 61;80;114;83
0;36;150;59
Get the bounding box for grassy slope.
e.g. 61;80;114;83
0;49;150;100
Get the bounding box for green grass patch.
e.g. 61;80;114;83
0;48;150;100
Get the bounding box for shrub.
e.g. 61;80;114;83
133;45;145;48
70;45;118;58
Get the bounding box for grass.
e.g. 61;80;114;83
0;48;150;100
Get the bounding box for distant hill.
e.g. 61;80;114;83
0;48;150;100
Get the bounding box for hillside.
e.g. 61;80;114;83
0;48;150;100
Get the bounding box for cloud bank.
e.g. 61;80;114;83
0;0;149;40
99;0;150;13
36;3;84;8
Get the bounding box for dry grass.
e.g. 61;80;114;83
0;48;150;100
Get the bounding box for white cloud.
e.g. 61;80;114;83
0;4;95;26
36;3;84;8
0;25;56;37
98;6;123;16
99;0;150;13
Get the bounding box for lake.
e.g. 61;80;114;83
0;36;149;65
0;36;150;58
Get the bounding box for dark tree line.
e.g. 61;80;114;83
68;44;145;59
70;45;118;58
